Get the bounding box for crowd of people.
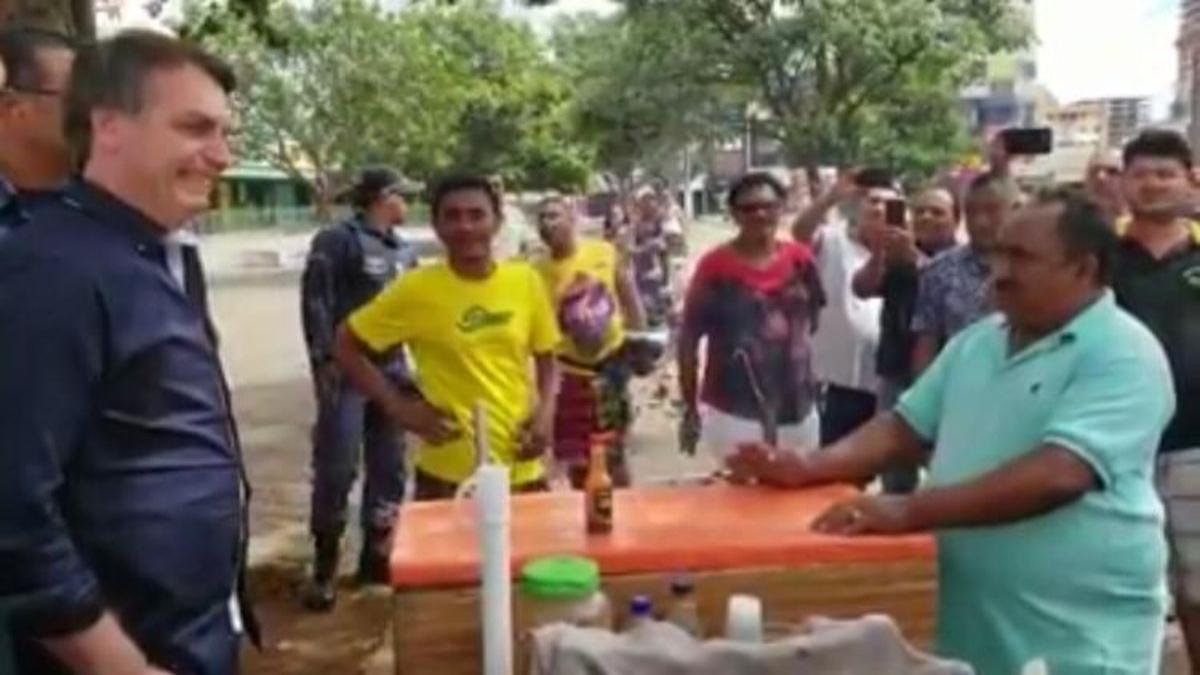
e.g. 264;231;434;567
0;23;1199;675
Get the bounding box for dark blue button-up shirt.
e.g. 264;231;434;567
0;175;27;241
0;175;60;243
0;179;252;674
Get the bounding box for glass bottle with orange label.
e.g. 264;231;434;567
585;432;614;534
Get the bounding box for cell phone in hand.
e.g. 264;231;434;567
1001;127;1053;155
885;198;907;228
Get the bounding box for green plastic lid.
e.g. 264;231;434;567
519;555;600;599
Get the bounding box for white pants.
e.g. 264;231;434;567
701;406;820;460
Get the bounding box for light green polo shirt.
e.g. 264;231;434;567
896;292;1175;675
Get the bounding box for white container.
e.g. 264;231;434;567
724;594;763;643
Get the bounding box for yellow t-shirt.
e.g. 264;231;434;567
536;239;625;367
347;261;561;485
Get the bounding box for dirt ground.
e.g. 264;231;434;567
208;225;1189;675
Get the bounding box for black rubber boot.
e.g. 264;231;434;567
356;529;391;586
302;535;340;612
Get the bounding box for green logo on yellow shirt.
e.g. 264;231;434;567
1185;265;1200;291
457;305;514;333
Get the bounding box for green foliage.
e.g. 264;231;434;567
551;7;746;187
182;0;593;202
623;0;1031;181
404;4;593;190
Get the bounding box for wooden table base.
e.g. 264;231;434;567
392;560;936;675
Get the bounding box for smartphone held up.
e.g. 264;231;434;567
1000;127;1053;156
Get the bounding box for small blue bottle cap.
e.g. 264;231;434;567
630;595;653;616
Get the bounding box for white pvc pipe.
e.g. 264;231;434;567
478;461;513;675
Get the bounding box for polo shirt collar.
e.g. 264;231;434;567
1000;291;1111;367
1117;218;1200;254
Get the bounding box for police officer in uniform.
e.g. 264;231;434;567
301;167;421;610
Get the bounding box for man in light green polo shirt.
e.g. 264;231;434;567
729;190;1176;675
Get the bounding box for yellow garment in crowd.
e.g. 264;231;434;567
536;239;625;368
348;261;561;485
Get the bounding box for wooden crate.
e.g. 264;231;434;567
392;560;936;675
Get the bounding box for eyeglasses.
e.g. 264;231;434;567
733;201;782;215
2;85;63;98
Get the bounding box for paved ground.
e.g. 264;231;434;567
207;221;1189;674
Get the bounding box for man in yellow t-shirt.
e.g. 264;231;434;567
334;175;561;498
535;195;645;488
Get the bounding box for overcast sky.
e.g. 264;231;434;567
519;0;1183;116
140;0;1183;115
1035;0;1178;115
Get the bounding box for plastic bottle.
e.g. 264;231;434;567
665;575;702;637
627;595;654;631
724;594;763;642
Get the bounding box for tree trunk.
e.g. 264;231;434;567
0;0;94;38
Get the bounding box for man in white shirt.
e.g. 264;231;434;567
793;168;895;445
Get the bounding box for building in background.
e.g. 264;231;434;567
959;0;1050;139
1045;100;1108;149
1179;0;1200;159
1086;97;1151;150
95;0;176;36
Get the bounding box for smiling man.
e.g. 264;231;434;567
333;174;561;500
731;190;1175;674
0;31;255;675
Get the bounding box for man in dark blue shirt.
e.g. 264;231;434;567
0;27;75;240
0;30;254;675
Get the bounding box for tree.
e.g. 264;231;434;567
551;7;746;194
187;0;470;216
186;0;594;213
625;0;1030;181
0;0;94;37
405;3;593;191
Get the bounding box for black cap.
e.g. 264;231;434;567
353;167;423;205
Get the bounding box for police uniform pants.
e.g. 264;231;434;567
309;377;406;540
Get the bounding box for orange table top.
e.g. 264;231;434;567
390;483;935;589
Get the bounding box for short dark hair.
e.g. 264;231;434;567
1123;129;1193;172
0;26;74;92
727;171;786;209
64;29;236;163
1036;188;1117;285
430;174;502;220
537;193;569;211
853;167;895;191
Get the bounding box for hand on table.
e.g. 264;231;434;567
725;442;818;488
811;495;917;536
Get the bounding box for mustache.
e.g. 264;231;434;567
993;279;1018;294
